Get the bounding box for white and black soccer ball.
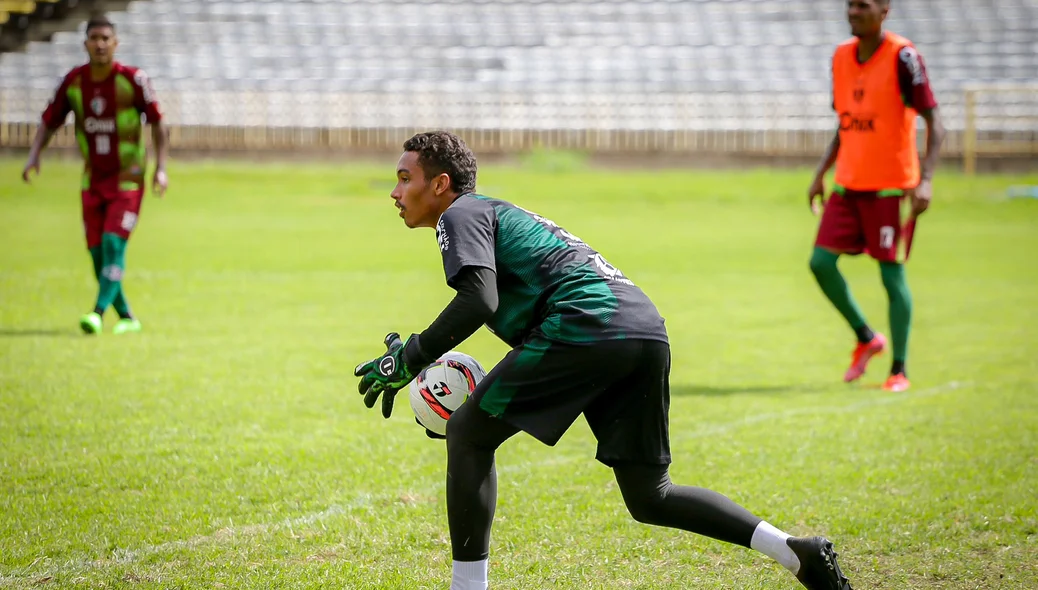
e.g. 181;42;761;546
409;351;487;437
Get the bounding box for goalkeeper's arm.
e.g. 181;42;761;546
404;266;498;369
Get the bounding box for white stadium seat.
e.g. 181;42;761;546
0;0;1034;132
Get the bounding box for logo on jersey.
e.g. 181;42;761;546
90;96;106;115
839;111;875;132
588;253;635;286
853;87;865;103
84;118;116;133
436;219;450;252
899;46;926;85
134;70;157;104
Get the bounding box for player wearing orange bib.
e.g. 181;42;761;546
808;0;945;392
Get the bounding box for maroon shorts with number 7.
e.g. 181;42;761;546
81;186;144;249
814;191;916;263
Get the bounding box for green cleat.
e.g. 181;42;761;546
79;312;103;335
112;318;142;335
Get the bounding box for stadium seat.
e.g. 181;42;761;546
0;0;1034;133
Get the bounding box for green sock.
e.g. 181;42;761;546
112;276;132;319
89;244;132;318
89;245;103;279
880;262;912;375
95;233;129;315
809;246;871;338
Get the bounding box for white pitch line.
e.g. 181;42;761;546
1;493;389;584
2;451;572;583
107;498;374;565
0;380;968;585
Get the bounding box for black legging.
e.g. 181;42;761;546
445;398;762;562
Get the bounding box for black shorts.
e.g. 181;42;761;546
473;336;672;466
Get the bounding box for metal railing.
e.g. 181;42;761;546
962;84;1038;175
3;87;1035;169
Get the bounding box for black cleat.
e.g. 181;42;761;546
786;536;853;590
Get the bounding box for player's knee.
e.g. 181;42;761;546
445;409;471;454
625;495;667;526
622;485;671;527
880;265;912;307
445;401;510;454
614;464;671;526
879;261;904;289
809;247;835;277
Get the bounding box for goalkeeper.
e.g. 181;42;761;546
354;131;854;590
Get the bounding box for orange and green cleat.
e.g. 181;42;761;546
883;373;910;392
843;333;887;383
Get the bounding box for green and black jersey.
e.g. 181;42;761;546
435;194;668;347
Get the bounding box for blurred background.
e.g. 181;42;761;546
0;0;1035;172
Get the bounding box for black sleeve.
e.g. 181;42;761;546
437;199;496;287
403;266;499;369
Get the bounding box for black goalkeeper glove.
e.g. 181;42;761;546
417;418;447;440
354;332;420;418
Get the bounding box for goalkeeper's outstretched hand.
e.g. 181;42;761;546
355;332;418;419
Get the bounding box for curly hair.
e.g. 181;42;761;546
402;131;477;195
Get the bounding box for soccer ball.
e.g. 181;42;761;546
409;351;487;437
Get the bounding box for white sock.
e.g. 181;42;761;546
450;559;488;590
750;521;801;575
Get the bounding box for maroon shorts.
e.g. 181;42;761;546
81;186;144;248
815;191;916;263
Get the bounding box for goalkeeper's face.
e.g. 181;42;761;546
392;151;454;229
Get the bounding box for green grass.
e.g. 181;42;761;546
1;156;1036;589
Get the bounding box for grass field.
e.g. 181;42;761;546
1;155;1036;589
